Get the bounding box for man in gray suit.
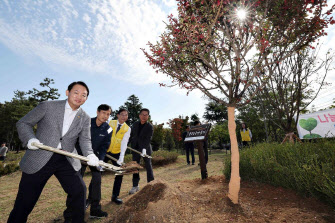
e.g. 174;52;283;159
8;81;100;223
128;108;154;194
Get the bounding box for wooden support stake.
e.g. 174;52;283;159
196;141;208;180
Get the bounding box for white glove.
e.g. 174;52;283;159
96;162;104;172
87;154;99;167
117;156;124;166
141;148;147;157
27;138;43;150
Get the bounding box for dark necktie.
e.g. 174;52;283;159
116;124;121;134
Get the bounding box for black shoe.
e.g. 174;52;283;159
192;163;195;165
112;195;123;205
187;163;190;165
89;209;108;219
85;199;91;210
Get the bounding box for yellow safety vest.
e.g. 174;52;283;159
240;128;251;141
107;120;130;154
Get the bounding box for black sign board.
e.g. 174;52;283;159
184;124;211;142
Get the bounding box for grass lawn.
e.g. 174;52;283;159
0;152;227;222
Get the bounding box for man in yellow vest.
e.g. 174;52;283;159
240;123;252;148
104;108;131;205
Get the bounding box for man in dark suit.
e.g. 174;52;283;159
128;108;154;194
8;81;100;223
182;125;195;165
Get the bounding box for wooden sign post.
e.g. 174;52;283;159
185;124;211;179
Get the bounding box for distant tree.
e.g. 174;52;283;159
256;46;334;135
164;129;175;151
190;113;200;125
179;115;190;130
0;77;59;149
112;95;143;126
26;78;60;105
203;100;228;124
209;122;230;149
329;98;335;109
168;118;184;150
125;95;143;125
0;92;34;148
237;97;274;143
151;123;165;151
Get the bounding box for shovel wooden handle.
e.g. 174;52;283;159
31;142;123;174
127;146;152;159
105;154;126;166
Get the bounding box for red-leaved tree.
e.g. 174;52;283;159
142;0;334;203
168;118;184;143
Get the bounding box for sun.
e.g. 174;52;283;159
236;8;247;21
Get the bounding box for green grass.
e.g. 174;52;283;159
0;152;227;222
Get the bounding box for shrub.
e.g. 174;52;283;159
0;162;20;177
124;150;178;167
0;151;24;177
4;151;25;162
224;141;335;207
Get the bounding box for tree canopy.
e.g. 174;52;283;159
0;78;60;149
143;0;334;108
142;0;335;204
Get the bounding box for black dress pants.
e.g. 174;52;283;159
64;164;102;220
242;141;250;148
104;152;123;197
185;143;195;164
8;153;86;223
132;152;154;187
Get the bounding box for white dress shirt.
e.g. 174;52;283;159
117;120;131;158
57;100;80;148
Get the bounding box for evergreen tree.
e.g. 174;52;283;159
151;123;164;151
203;100;228;124
164;129;175;151
0;78;60;149
111;95;143;126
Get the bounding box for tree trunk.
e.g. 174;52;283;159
227;106;240;204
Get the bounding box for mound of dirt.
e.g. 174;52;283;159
111;176;335;223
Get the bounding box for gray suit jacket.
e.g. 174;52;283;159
16;99;93;174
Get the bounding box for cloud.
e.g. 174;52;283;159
0;0;177;84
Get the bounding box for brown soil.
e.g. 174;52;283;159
122;161;143;169
1;153;334;223
111;176;335;223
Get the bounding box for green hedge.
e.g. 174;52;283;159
0;162;20;176
124;150;179;166
0;151;24;177
224;141;335;207
0;149;179;177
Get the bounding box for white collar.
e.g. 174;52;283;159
65;100;80;112
117;120;125;126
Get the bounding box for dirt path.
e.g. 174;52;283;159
1;152;334;222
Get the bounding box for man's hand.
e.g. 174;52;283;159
141;148;147;157
96;163;104;172
117;155;124;166
27;138;42;150
87;154;99;167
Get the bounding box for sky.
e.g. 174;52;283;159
0;0;335;126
